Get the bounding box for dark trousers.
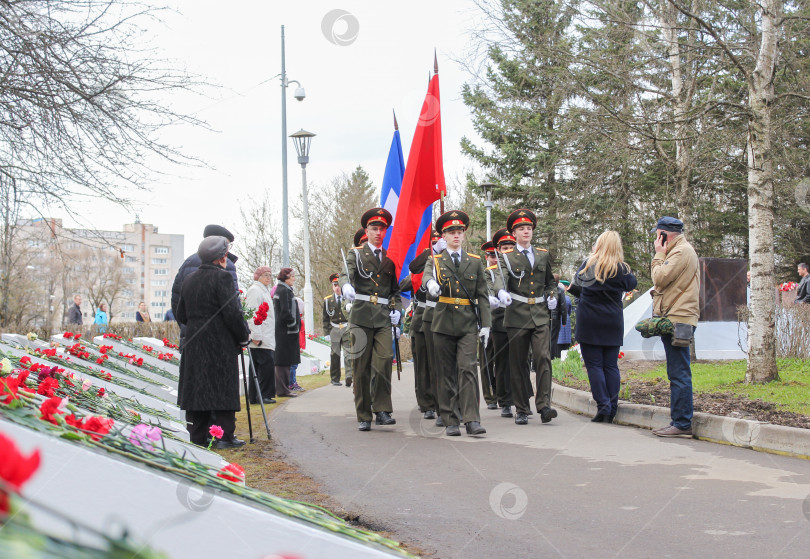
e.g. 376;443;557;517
434;331;481;427
480;338;496;405
550;318;563;359
662;328;696;430
421;320;439;413
329;324;352;383
413;328;436;412
248;348;276;401
185;410;236;445
580;343;621;416
507;325;552;414
492;329;513;406
274;366;293;396
351;324;393;421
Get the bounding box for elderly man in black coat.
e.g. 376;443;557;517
176;235;251;449
171;224;240;350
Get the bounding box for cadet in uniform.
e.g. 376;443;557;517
416;230;444;425
480;241;500;410
424;210;492;436
404;247;437;420
340;208;402;431
494;209;559;426
323;273;352;386
491;228;516;417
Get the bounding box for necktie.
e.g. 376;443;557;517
522;249;530;258
452;253;460;268
337;296;341;306
374;249;381;261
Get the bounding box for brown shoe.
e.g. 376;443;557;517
653;425;693;438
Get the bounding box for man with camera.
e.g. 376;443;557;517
650;217;700;438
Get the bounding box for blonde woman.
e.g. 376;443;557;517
573;231;637;423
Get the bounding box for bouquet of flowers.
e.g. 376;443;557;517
779;281;797;292
253;302;269;326
239;290;255;321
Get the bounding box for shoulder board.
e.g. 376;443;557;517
468;253;480;259
352;245;362;250
324;295;333;300
537;248;548;252
502;248;514;254
487;264;497;270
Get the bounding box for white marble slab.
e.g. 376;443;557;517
3;420;403;559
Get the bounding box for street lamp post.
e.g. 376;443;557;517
280;25;306;268
290;129;316;339
481;182;495;240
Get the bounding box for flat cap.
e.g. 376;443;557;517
197;236;229;263
203;224;234;242
650;216;684;234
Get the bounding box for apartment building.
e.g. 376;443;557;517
17;217;184;326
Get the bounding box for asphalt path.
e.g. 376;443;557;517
272;363;810;559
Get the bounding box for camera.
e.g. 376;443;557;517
293;87;306;102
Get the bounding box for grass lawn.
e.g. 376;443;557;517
630;359;810;415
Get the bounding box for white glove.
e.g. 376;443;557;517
479;326;490;347
345;302;352;313
395;327;401;339
498;289;512;306
342;284;356;301
488;295;500;309
547;296;558;310
426;279;441;297
390;310;401;325
432;238;447;254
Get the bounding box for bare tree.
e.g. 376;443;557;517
0;0;206;219
235;192;284;288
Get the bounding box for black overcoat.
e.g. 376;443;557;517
273;282;301;367
176;264;250;411
574;260;637;347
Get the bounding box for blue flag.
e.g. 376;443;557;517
380;129;404;250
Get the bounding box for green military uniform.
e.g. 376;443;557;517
480;248;497;409
493;210;557;423
423;212;492;433
407;249;436;417
339;218;402;426
323;287;352;385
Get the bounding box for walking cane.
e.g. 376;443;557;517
246;348;272;440
239;348;255;443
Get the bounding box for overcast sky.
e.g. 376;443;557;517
58;0;491;256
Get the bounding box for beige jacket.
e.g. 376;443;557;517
651;234;700;326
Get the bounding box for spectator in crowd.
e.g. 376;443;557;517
549;273;568;359
171;224;240;350
176;236;250;449
94;303;109;333
650;217;700;438
272;268;299;398
67;294;83;326
556;281;573;353
245;265;276;404
164;308;175;321
289;296;306;392
574;231;637;423
135;302;151;323
795;263;810;304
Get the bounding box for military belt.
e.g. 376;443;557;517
510;293;546;305
438;296;471;306
330;321;348;328
416;301;427;309
425;300;437;308
354;294;390;305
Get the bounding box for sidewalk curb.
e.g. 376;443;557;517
551;383;810;460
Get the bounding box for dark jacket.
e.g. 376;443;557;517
176;264;250;411
796;275;810;304
67;303;82;325
574;260;637;346
273;282;301;367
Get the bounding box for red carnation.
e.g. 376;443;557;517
0;377;21;405
39;397;64;425
83;416;114;441
19;356;31;365
0;432;41;514
97;388;106;398
216;463;245;484
37;377;59;397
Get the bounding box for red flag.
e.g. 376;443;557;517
386;71;446;282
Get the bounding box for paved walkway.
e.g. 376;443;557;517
273;363;810;559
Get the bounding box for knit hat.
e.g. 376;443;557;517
253;266;272;281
